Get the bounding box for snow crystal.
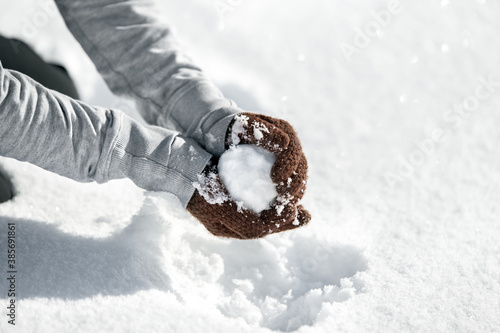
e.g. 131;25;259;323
193;172;229;205
230;114;269;145
251;121;269;142
218;145;277;213
230;114;249;146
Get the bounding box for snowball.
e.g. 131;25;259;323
218;145;277;213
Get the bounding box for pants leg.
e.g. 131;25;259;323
0;170;12;203
0;36;79;99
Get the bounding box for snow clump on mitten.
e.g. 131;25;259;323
218;144;278;213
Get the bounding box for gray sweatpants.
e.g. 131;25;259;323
0;0;243;207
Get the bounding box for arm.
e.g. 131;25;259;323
0;63;211;206
52;0;312;237
54;0;241;157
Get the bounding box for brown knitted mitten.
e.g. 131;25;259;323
187;113;311;239
226;113;309;202
187;160;310;239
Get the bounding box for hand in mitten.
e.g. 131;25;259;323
226;113;309;210
187;160;311;239
187;113;310;239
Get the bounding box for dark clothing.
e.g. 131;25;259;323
0;170;11;203
0;36;79;99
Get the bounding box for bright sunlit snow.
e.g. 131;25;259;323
1;0;500;332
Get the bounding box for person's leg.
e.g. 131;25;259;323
0;171;13;203
0;35;79;99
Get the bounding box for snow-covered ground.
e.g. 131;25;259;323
1;0;500;332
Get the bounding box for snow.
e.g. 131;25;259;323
1;0;500;332
229;114;271;147
193;169;230;205
218;145;277;213
230;114;249;146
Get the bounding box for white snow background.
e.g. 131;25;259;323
1;0;500;332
